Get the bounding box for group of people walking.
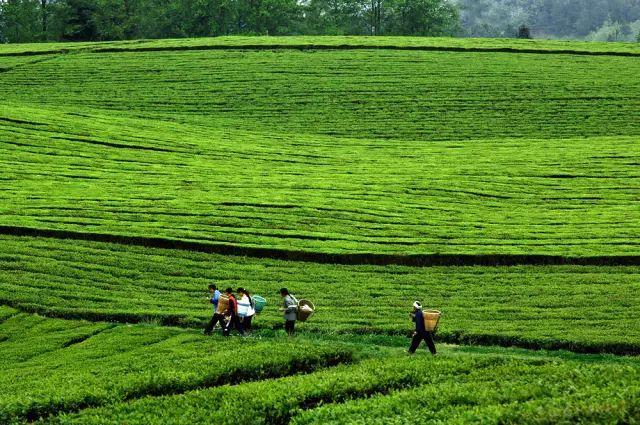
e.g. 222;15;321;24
203;285;255;336
203;285;301;336
202;283;437;355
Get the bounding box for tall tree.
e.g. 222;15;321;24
390;0;458;36
369;0;382;34
41;0;47;36
0;0;40;42
61;0;97;40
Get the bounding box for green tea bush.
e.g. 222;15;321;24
50;350;640;425
292;361;640;424
1;102;638;257
3;36;640;57
46;355;529;424
2;236;639;354
1;36;640;424
0;315;354;423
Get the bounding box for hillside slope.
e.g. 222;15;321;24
1;37;639;258
2;36;640;425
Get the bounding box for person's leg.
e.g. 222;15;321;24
408;333;421;353
214;313;225;330
285;320;295;335
223;314;235;336
213;314;226;332
423;332;436;355
244;316;253;333
219;315;228;333
203;314;218;335
214;313;224;329
235;316;244;335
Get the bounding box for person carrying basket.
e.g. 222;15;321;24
279;288;298;335
408;301;437;355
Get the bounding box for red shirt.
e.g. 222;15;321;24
227;295;237;315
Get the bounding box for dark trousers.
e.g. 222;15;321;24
241;315;253;333
204;313;225;335
223;314;242;336
409;331;436;354
284;320;295;335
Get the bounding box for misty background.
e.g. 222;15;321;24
1;0;639;43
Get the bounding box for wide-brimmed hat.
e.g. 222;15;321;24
413;301;422;309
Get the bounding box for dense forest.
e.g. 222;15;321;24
1;0;640;43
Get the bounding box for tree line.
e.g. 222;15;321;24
2;0;640;43
0;0;459;42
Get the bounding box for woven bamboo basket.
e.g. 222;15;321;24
423;310;441;332
296;299;315;322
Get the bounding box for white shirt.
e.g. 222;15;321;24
237;294;256;317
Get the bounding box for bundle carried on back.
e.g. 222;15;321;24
423;310;441;333
216;294;229;315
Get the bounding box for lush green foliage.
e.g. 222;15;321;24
0;313;354;423
2;47;640;142
2;236;640;354
293;360;640;424
1;85;639;256
47;344;640;424
0;0;459;43
3;0;640;43
4;38;636;261
2;37;640;424
0;306;19;321
3;35;640;56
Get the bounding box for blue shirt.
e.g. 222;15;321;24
210;290;221;311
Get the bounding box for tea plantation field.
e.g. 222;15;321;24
2;235;639;355
1;105;639;257
1;309;640;424
1;36;640;423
